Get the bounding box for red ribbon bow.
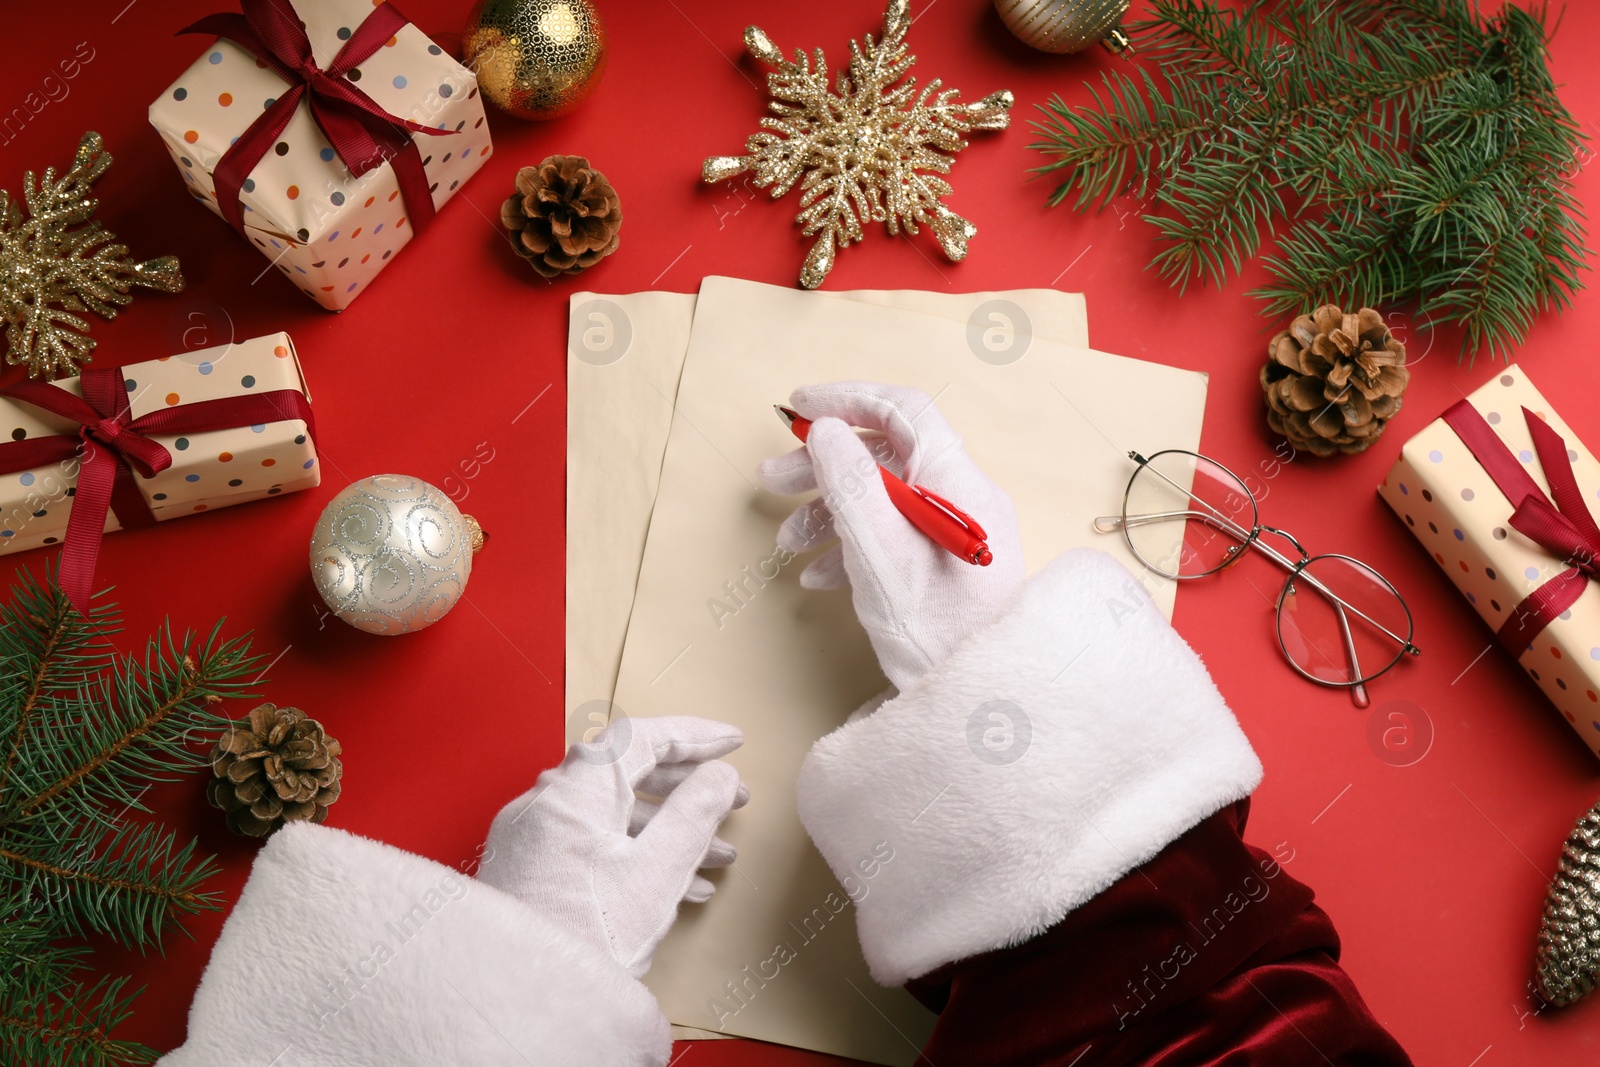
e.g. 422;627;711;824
180;0;453;235
0;369;316;615
1443;401;1600;653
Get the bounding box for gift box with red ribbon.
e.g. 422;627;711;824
1379;364;1600;758
148;0;491;310
0;332;317;613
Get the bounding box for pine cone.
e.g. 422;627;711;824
1260;305;1409;457
1535;798;1600;1007
500;155;622;278
207;703;343;837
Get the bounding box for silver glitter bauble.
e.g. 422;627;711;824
993;0;1132;54
1535;798;1600;1006
310;475;484;636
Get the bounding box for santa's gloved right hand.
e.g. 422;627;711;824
476;716;747;979
757;381;1026;692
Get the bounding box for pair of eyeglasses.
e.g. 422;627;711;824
1094;450;1420;707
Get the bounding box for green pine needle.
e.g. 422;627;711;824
1029;0;1588;359
0;564;262;1066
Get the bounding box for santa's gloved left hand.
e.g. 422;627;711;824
477;716;748;978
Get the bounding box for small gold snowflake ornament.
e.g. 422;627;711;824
703;0;1012;288
0;132;185;379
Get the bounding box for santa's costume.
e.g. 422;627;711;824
162;384;1410;1066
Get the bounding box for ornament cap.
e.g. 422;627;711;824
1102;26;1134;55
463;513;487;556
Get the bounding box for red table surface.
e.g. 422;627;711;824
3;0;1599;1063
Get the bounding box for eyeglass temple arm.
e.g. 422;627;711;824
1334;601;1371;709
1124;453;1247;533
1267;546;1417;653
1098;508;1419;653
1096;510;1237;532
1094;509;1256;566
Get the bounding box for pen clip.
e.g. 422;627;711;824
913;485;988;541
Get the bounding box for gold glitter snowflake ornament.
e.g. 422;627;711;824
703;0;1012;288
0;132;185;379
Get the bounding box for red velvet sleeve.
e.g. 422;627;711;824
903;799;1412;1066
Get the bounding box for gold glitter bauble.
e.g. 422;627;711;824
702;0;1012;289
993;0;1132;54
463;0;607;121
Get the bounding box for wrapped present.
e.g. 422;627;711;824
1378;365;1600;758
0;332;318;611
147;0;491;310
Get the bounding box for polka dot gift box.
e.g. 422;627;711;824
146;0;491;311
0;332;317;558
1378;364;1600;759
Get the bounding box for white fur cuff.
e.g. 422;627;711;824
796;549;1263;985
159;824;671;1067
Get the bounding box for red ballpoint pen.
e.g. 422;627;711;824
775;406;993;566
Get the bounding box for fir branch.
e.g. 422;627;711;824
0;568;263;1064
0;572;117;808
1147;131;1289;290
0;969;155;1067
6;621;257;826
0;821;222;949
0;609;69;804
1033;70;1220;208
11;667;204;819
1030;0;1587;357
1257;207;1416;316
1033;62;1466;211
0;899;83;990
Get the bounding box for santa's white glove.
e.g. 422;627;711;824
476;716;748;979
757;382;1026;692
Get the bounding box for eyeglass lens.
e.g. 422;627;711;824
1123;451;1259;579
1277;555;1413;686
